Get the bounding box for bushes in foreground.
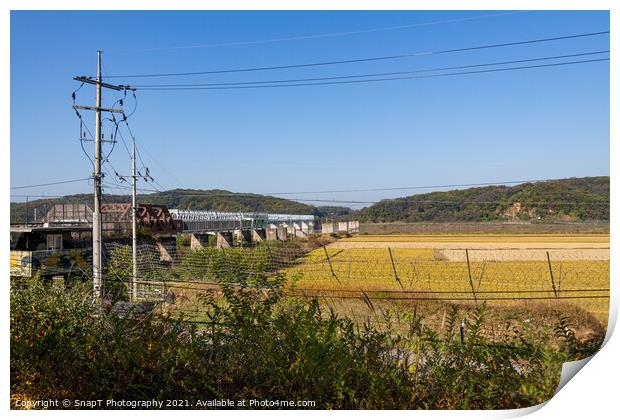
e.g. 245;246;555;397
10;277;600;409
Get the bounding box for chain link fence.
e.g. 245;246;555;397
95;242;609;326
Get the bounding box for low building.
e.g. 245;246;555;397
10;225;91;278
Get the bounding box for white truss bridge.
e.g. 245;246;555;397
169;209;315;233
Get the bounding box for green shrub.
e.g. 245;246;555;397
103;246;132;301
176;235;191;248
10;277;598;409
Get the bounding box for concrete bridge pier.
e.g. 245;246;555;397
266;225;278;240
322;222;335;234
156;237;177;262
217;231;233;248
251;228;266;242
293;223;306;238
286;223;296;237
301;221;313;234
276;225;288;241
190;233;210;249
234;229;252;246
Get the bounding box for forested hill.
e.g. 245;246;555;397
10;189;352;223
11;178;609;224
354;177;610;223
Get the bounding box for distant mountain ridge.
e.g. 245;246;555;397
10;189;353;224
354;176;610;223
11;177;609;225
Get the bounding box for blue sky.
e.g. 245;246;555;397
10;10;610;209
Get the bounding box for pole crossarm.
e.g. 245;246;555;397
73;104;125;114
79;137;116;143
73;76;135;91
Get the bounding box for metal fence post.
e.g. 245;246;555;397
388;247;404;289
323;246;341;284
465;249;477;303
546;251;559;299
266;243;275;271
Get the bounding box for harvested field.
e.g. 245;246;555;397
143;233;609;331
338;233;610;243
332;234;610;261
437;248;609;262
284;234;610;323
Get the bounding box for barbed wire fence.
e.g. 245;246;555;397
13;240;608;340
93;241;610;334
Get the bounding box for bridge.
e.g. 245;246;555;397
17;203;358;272
169;209;316;248
40;203;320;252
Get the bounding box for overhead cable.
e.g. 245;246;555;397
102;30;610;79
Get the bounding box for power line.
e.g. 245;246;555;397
290;198;610;205
114;121;134;159
85;182;611;206
115;112;166;190
133;50;609;88
10;176;610;206
184;176;606;199
10;177;93;190
11;194;66;198
103;159;127;183
256;178;606;196
11;190;608;209
10;176;610;199
128;139;182;188
71;176;610;197
136;57;609;91
102;30;609;79
108;11;530;53
150;178;168;192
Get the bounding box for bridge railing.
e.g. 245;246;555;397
169;209;314;233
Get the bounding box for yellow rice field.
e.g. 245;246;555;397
285;235;610;321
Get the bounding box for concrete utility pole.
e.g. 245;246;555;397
131;137;138;301
113;136;140;301
93;50;103;300
72;51;134;301
105;132;141;300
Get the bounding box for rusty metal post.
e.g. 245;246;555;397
388;247;403;289
323;246;340;284
465;249;477;303
546;251;558;299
